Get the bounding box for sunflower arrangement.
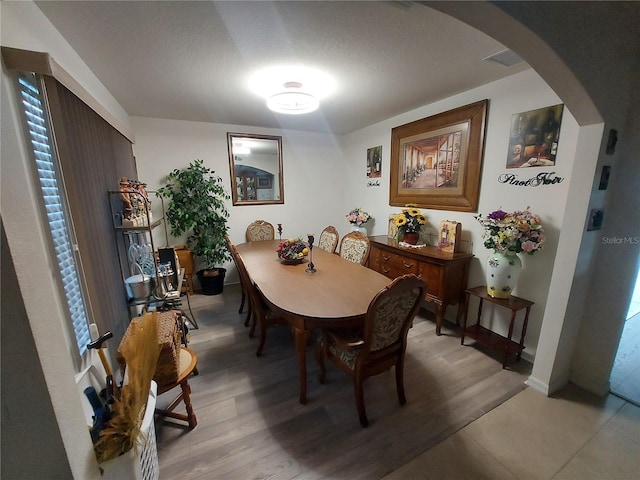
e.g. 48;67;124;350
393;204;427;235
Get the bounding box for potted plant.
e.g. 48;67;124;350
157;159;231;295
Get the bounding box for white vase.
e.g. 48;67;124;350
350;224;367;235
485;251;522;298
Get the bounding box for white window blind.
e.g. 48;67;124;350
18;74;91;355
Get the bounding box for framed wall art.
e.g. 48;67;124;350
367;145;382;178
389;100;488;212
506;104;563;168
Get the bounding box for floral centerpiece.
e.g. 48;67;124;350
276;238;309;264
346;207;372;226
475;208;545;298
393;204;427;244
475;208;545;254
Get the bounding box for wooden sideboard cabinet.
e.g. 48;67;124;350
368;235;473;335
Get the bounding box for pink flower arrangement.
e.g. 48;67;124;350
346;207;371;226
476;208;545;255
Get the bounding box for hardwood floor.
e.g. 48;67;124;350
156;284;531;479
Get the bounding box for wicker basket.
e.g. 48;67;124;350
117;311;181;387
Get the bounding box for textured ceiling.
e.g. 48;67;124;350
36;1;529;135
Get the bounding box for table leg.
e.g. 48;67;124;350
292;323;310;404
518;306;532;362
504;309;517;369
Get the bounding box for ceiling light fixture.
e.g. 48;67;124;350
233;146;251;155
266;81;319;115
233;142;251;155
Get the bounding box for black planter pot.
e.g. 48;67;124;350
197;267;226;295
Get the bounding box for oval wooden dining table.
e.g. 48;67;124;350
235;239;391;404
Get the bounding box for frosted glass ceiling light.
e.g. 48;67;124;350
266;81;319;115
233;146;251;155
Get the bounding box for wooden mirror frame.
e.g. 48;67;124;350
227;132;284;206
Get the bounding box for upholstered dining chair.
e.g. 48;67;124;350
246;220;275;242
318;225;339;253
338;231;371;265
231;243;287;355
315;274;426;427
225;235;251;327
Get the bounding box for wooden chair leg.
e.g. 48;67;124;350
354;375;369;427
256;319;268;357
395;359;406;405
248;310;257;338
244;302;252;328
239;286;246;314
155;379;197;429
180;380;197;429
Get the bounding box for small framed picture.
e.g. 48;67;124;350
367;145;382;178
257;176;272;189
598;166;611;190
587;208;604;231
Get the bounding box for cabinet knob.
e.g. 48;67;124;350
403;262;414;269
383;255;391;261
383;268;391;274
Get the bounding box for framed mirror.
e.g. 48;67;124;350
227;132;284;206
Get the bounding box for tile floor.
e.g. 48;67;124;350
610;313;640;406
382;383;640;480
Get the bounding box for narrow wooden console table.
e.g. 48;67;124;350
461;286;534;368
368;235;473;335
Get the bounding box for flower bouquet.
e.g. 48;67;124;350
393;204;427;244
276;238;309;264
475;208;545;254
346;207;371;226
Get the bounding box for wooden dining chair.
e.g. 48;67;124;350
314;274;426;427
245;220;275;242
318;225;339;253
225;235;251;327
231;244;287;355
338;231;371;265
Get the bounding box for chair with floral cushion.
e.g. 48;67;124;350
338;231;370;265
318;225;339;253
245;220;275;242
314;274;426;427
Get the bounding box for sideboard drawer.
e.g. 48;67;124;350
371;247;418;279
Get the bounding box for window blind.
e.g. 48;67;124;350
18;74;91;355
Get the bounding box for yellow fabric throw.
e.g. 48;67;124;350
95;312;161;463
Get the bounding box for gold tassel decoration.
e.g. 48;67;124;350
94;312;161;464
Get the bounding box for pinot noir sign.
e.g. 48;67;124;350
498;171;564;187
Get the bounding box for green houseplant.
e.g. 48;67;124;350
157;159;231;295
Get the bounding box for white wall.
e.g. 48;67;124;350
132;69;581;363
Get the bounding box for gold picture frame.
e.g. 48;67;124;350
389;100;488;212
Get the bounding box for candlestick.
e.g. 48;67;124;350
306;233;316;273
